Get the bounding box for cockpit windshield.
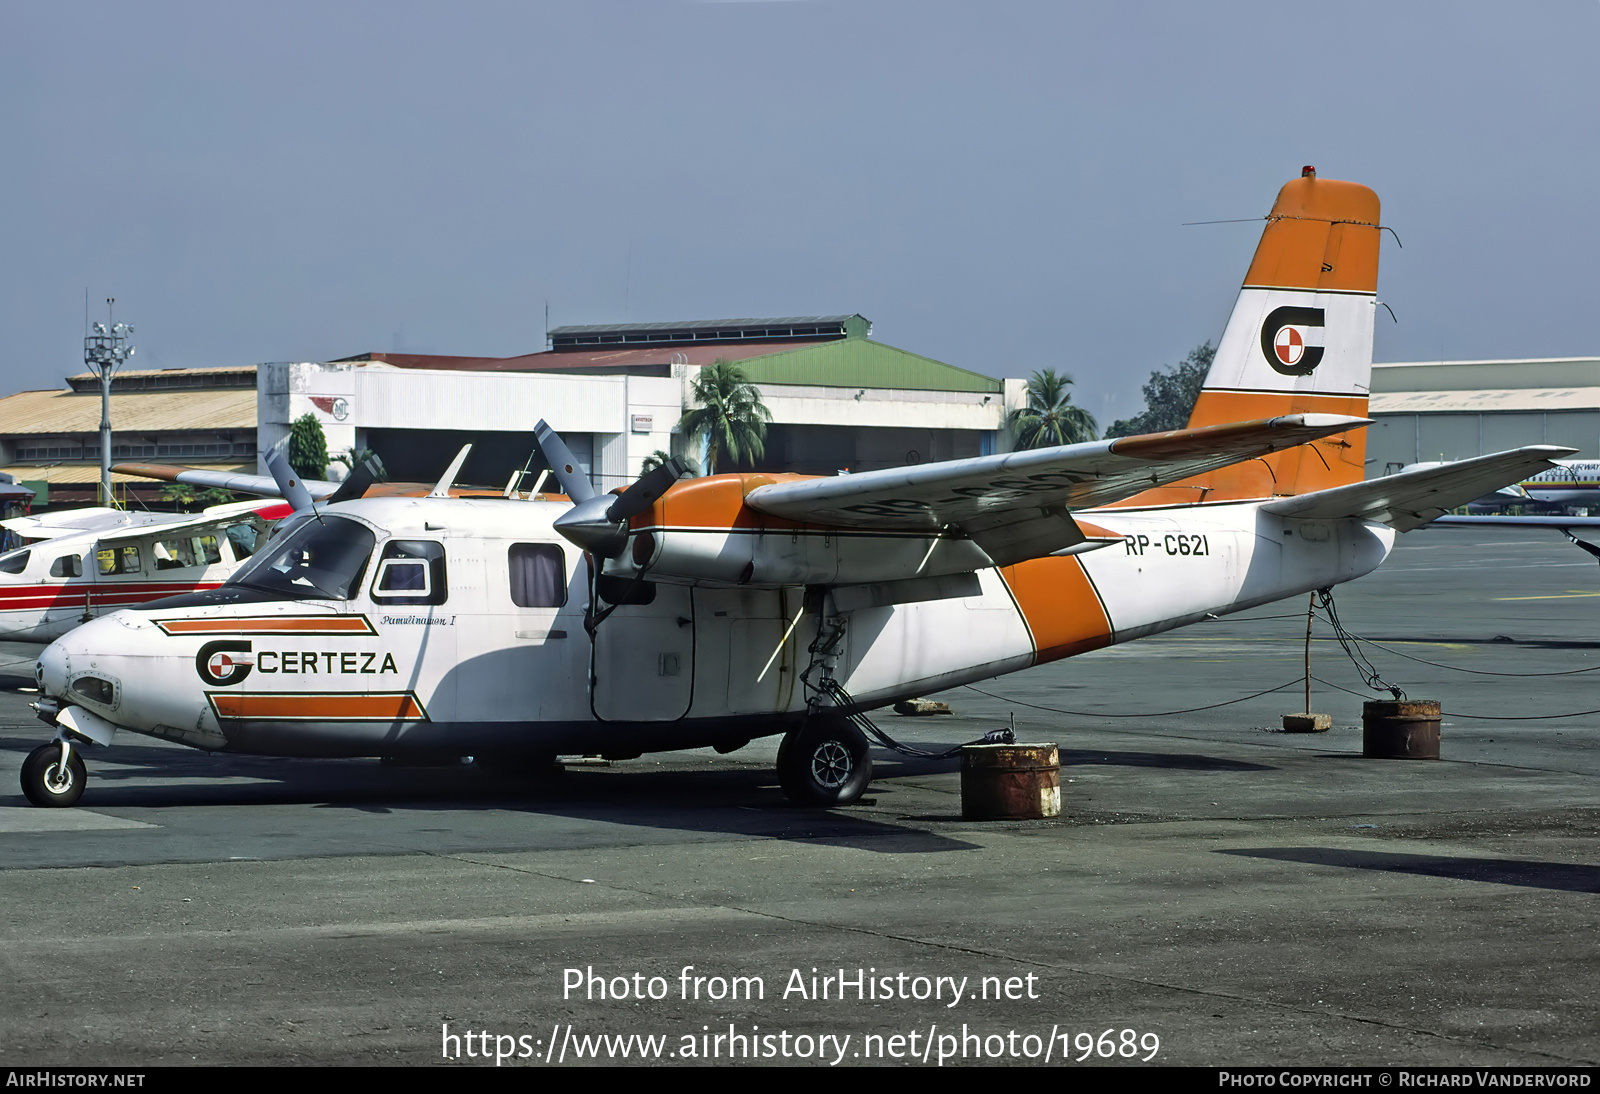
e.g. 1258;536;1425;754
227;516;376;600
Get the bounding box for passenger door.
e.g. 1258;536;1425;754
589;567;695;723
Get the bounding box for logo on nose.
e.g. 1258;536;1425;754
197;640;254;686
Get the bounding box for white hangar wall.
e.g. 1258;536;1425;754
258;362;681;492
1367;358;1600;474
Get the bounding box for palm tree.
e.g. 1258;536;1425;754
678;360;772;474
641;449;698;477
1004;369;1098;449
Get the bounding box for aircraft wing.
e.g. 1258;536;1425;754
92;504;277;546
1260;446;1576;532
742;413;1368;566
111;463;342;501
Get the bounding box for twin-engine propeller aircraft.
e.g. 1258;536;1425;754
19;170;1574;809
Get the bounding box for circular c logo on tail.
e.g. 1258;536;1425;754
1260;305;1325;376
1274;326;1304;366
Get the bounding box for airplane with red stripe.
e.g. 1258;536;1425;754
18;169;1571;809
0;503;281;644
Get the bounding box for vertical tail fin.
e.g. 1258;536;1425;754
1181;168;1381;500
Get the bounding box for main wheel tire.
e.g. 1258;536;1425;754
22;744;86;808
778;718;872;806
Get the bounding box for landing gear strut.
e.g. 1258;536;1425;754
778;716;872;806
22;741;86;808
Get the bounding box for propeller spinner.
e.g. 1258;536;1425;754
533;420;687;557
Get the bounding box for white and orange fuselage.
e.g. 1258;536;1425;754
34;493;1393;758
35;171;1416;763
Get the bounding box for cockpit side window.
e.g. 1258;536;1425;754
49;554;83;578
97;545;142;576
509;544;567;608
370;541;447;606
0;549;29;575
228;515;376;600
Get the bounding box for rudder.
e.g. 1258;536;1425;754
1160;168;1382;503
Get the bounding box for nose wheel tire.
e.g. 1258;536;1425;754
22;744;86;808
778;717;872;806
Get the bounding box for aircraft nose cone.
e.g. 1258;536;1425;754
36;641;68;699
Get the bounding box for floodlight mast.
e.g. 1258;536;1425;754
82;298;134;506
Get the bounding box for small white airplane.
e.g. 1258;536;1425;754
0;445;392;646
0;503;285;645
18;169;1573;809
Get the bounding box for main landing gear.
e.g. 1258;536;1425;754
777;716;873;807
22;741;86;808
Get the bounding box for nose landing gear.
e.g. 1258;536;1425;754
21;741;86;808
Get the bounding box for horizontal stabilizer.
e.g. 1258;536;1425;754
1260;446;1576;532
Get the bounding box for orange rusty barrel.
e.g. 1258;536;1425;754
961;743;1060;819
1362;699;1441;759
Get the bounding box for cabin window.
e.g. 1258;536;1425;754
195;535;222;565
0;549;29;575
154;535;224;570
97;546;142;576
509;544;567;608
154;538;196;570
49;554;83;578
228;515;375;600
370;541;447;606
226;523;260;560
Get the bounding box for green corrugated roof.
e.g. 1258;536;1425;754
731;338;1001;393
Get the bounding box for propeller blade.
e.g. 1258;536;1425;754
328;454;386;504
605;458;688;522
533;420;596;504
263;439;315;512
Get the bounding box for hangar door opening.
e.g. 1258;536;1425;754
364;429;594;492
749;425;984;476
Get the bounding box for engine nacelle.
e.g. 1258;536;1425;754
616;525;992;588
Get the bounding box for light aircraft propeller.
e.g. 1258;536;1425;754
534;420;689;558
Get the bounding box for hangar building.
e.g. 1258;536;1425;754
280;315;1022;492
1367;357;1600;474
0;366;258;506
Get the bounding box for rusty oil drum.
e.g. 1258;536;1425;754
960;743;1061;819
1362;699;1441;759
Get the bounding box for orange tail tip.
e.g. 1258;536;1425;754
1185;173;1381;500
1120;173;1383;508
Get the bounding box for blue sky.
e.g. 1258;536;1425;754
4;1;1597;427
